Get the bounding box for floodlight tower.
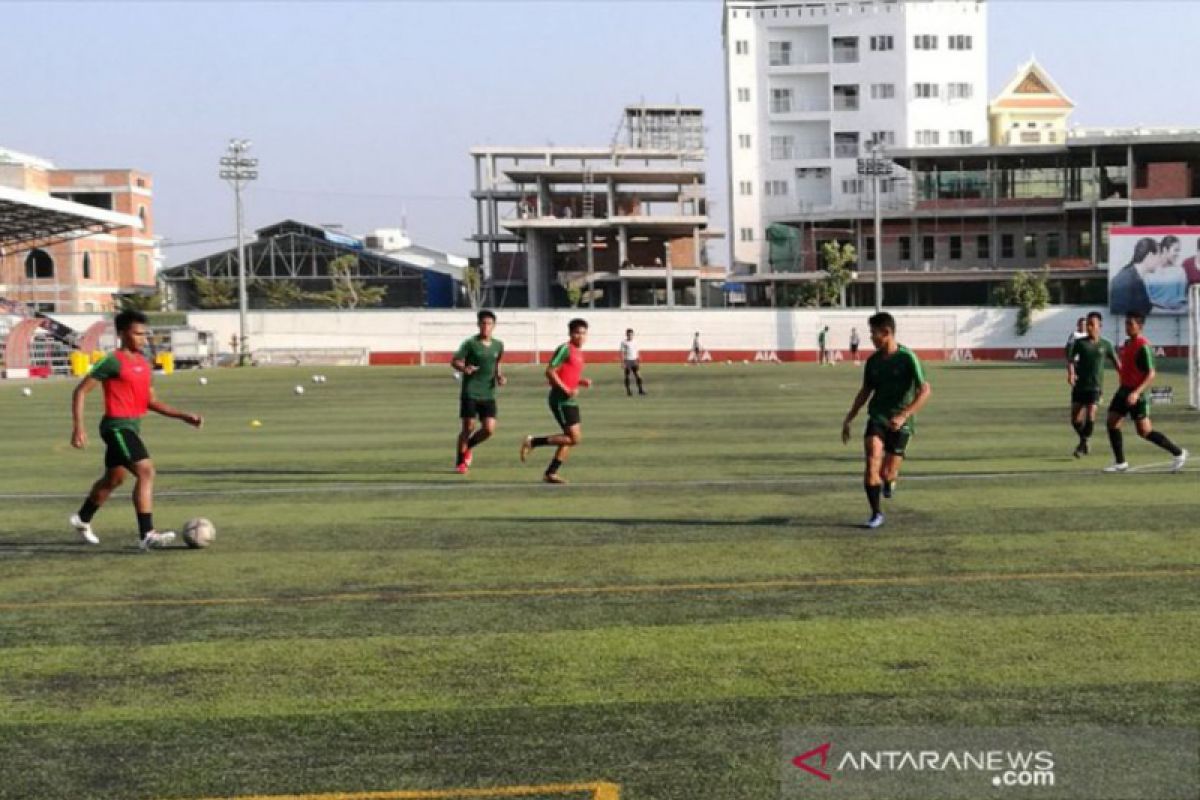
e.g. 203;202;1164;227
219;139;258;365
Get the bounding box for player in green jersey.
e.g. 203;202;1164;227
450;310;505;474
1066;311;1119;458
841;312;932;529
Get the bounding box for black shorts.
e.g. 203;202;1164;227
102;428;150;470
460;396;498;420
549;395;581;429
1109;387;1149;421
1071;387;1102;407
865;420;912;457
623;359;640;372
850;344;859;354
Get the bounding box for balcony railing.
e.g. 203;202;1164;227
831;47;859;64
833;97;859;112
834;143;860;159
769;50;829;67
770;97;830;114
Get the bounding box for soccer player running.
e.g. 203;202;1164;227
1066;312;1119;458
1103;311;1188;473
69;310;203;549
841;312;932;529
620;328;645;396
451;309;506;474
520;318;591;484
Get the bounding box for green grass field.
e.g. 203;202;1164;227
0;360;1196;800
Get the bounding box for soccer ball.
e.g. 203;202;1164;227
311;375;321;384
199;376;208;386
294;385;305;395
318;375;327;383
21;387;32;397
182;517;216;549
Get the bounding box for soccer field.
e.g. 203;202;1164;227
0;361;1197;800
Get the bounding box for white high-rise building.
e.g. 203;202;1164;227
723;0;987;271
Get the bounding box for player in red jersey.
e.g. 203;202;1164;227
69;310;204;549
1103;311;1188;473
519;318;591;483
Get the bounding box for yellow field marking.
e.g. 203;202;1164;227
187;782;620;800
1;568;1197;613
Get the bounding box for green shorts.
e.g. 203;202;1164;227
1109;387;1149;421
865;419;912;457
549;393;581;429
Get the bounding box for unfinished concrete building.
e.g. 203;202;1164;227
471;106;726;308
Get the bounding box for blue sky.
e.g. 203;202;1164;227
4;1;1198;265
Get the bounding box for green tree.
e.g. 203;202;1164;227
566;285;583;308
995;270;1050;335
256;280;306;309
781;242;857;307
192;277;236;309
117;292;162;312
309;255;386;310
463;264;484;309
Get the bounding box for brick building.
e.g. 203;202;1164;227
0;147;159;313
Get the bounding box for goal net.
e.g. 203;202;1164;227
818;313;958;362
417;320;540;366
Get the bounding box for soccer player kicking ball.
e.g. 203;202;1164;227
451;309;506;474
69;310;203;549
1066;311;1119;458
1103;311;1188;473
520;318;591;484
840;312;932;529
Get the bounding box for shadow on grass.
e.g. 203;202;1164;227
0;541;143;557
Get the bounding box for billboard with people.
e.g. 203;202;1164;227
1109;226;1200;316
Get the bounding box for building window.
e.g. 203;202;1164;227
899;236;912;261
947;82;973;100
914;82;939;99
949;235;962;260
868;131;896;147
914;34;938;50
737;87;751;102
24;248;54;279
770;88;793;113
833;84;860;111
915;130;940;146
977;234;990;259
740;227;755;242
948;130;974;146
137;253;151;283
922;236;935;261
865;236;876;261
1024;233;1038;259
870;83;895;100
768;40;792;66
735;40;749;55
738;134;752;149
765;180;789;196
770;135;794;160
842;179;865;194
834;132;860;158
739;180;753;196
879;178;895;193
136;177;146;188
870;35;894;51
948;35;973;50
82;252;92;280
1001;233;1015;258
1075;230;1092;257
1046;232;1061;258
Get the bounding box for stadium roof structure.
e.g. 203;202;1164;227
0;184;142;250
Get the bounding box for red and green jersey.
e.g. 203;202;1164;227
548;342;585;402
1118;335;1154;389
90;350;152;433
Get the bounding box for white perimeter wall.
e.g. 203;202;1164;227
61;307;1177;360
